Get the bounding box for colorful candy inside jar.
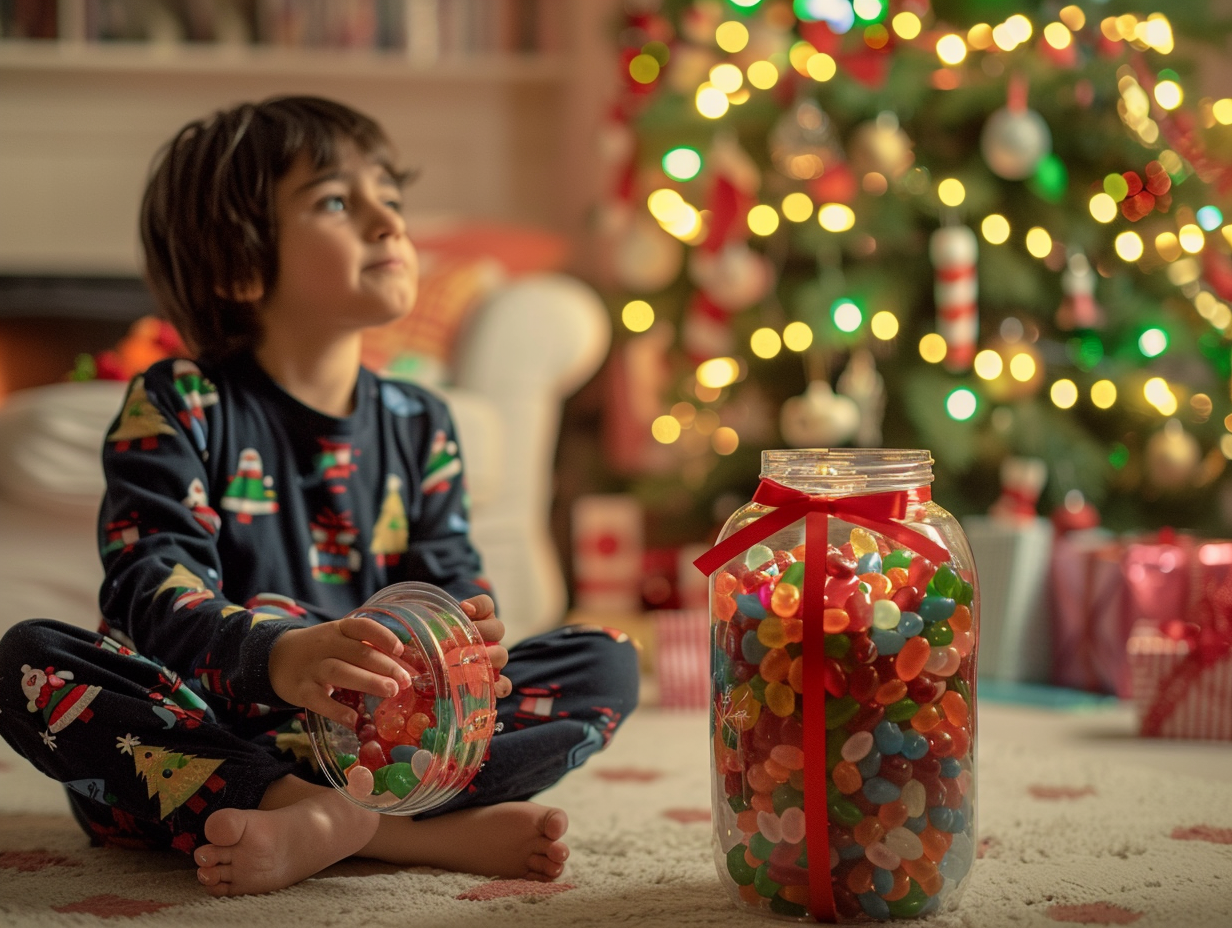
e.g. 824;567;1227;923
709;523;978;922
307;582;498;815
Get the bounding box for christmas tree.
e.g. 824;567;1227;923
591;0;1232;546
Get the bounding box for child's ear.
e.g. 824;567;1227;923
215;278;264;303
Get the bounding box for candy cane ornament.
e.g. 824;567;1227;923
930;225;979;373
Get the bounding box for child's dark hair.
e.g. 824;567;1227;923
140;95;408;362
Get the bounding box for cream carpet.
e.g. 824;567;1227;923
2;701;1231;927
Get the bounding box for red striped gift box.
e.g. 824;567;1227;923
1128;625;1232;741
653;608;710;710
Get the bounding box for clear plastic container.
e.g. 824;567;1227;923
306;582;497;815
702;450;979;921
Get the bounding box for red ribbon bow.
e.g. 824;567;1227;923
1143;581;1232;737
694;479;950;922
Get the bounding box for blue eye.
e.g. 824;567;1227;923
320;195;346;212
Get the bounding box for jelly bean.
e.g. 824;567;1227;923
953;626;975;657
884;867;912;902
885;697;919;723
854;816;886;848
826;548;857;577
848;703;886;733
376;711;407;742
927;563;959;597
849;634;877;664
747;674;769;704
900;779;926;817
895;636;930;681
886;880;930;917
906;674;942;705
859;890;891;919
829;797;864;827
780;807;807;844
928;806;954;831
825;695;860;729
879;755;914;787
939;756;962;778
856;551;883;576
759;647;790;683
855;748;883;779
850;527;880;557
871;599;901;630
865;840;902;871
765;681;796;717
891;584;923;612
787;656;804;693
781;617;804;643
747;763;779;794
882;549;912;570
849;665;880;703
897;611;924;638
949;603;972;633
751;792;776;814
926;727;954;757
876;799;910;831
345;763;375;799
737;593;766;619
904;814;928;834
846;858;876;894
870;628;905;656
742;630;771;664
756;811;784;843
872;865;895;897
716;571;738;595
767;861;809;889
940;833;974;881
917;594;955;624
727;844;757;884
771;582;801;618
918;825;952;862
955;767;973;796
726;683;761;730
823;608;851;634
749;830;777;863
358;739;388;771
841;730;875;762
884;825;925;861
873;678;906;705
757;618;789;649
910;703;942;733
753;862;781;898
863;776;901;805
763;757;790;783
907;555;935;588
873;719;904;755
410;748;433;778
383;762;419;798
738;882;761;906
714;594;738;622
902;855;945;895
860;571;892;600
885;566;910;591
901;729;929;760
826;574;861;608
746;544;775;571
925;645;961;677
757;582;774;610
922;621;954;647
940;690;969;725
844;592;873;633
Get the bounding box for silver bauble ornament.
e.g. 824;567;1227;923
980;106;1051;180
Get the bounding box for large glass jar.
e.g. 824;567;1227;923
697;450;979;921
307;582;497;815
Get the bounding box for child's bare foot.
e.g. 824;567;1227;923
195;785;379;897
362;802;570;881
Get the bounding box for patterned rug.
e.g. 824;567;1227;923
2;705;1231;927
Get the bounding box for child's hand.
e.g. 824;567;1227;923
460;594;513;699
268;618;413;727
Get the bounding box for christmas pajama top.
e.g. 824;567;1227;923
98;353;489;718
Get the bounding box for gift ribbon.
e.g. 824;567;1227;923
1141;612;1232;737
694;479;950;922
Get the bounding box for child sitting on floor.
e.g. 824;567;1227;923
0;95;639;897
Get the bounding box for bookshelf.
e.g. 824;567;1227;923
0;0;616;278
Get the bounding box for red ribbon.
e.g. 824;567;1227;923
694;479;949;922
1141;587;1232;737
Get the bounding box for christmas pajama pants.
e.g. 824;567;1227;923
0;619;640;855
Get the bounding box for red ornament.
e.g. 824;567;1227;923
1120;161;1173;221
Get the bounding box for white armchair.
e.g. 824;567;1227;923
0;271;610;645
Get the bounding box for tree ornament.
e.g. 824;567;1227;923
687;243;773;313
605;205;685;293
1056;250;1105;330
769;96;844;181
930;225;979;373
848;112;914;181
1146;418;1201;491
779;380;859;448
835;348;885;447
980;75;1052;181
989;456;1048;522
1051;490;1101;535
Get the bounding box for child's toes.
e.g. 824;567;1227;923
527;853;565;880
197;863;232;887
538;808;568;841
545;841;569;864
194;845;231;868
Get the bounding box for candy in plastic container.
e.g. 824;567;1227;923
307;582;497;815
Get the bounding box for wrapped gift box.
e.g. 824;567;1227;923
963;515;1053;683
1128;626;1232;741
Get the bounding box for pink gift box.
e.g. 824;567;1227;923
1128;626;1232;741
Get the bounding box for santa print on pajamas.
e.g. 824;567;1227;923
0;353;639;852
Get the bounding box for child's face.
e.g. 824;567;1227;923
258;139;417;342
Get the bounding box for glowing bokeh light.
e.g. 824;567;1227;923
1197;206;1223;231
747;60;779;90
1090;193;1118;223
750;327;783;359
695;83;730;119
651;415;681;443
1043;22;1072;49
1091;380;1117;409
891;12;921;39
1115;231;1145;262
1026;227;1053;259
1138;327;1168;357
981;214;1010;245
712;426;740;455
946;387;978;421
1178;224;1205;254
818;203;856;232
806;53;837;82
696;357;741;389
1154;80;1183;111
710;63;744;94
870;311;899;340
973;349;1003;380
832;299;863;332
936;34;967;65
938;178;966;207
629;54;660;84
919;333;948;364
622;300;654;333
715;21;749;53
662;147;702;182
783;321;814;351
1009;352;1037;382
782;192;814;222
747;204;780;236
1050;379;1079;409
